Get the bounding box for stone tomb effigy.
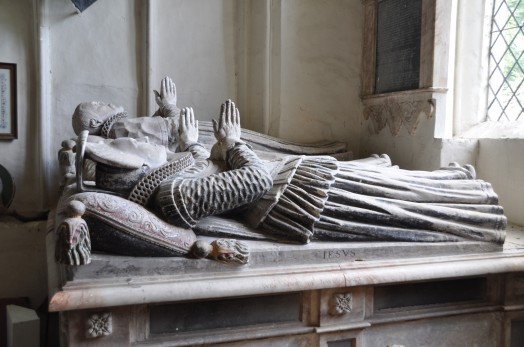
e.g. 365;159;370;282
47;78;520;346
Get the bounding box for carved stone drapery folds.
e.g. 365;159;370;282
362;90;438;136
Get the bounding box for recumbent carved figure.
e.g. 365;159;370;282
55;77;507;266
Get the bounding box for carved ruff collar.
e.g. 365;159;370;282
101;112;128;138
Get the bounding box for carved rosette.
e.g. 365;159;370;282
330;293;353;315
86;312;112;338
363;98;435;136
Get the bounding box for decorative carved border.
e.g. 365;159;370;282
363;96;435;136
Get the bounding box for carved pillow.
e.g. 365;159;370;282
61;192;196;257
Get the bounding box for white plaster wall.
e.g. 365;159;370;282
360;122;479;172
477;139;524;226
0;0;48;313
360;116;445;170
277;0;362;152
0;221;47;308
236;1;272;134
0;0;39;211
152;0;363;150
154;0;238;122
47;0;141;199
49;0;140;118
0;0;141;307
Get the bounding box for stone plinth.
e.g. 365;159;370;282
47;225;524;346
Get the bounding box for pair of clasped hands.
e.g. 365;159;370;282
154;76;241;160
177;100;241;161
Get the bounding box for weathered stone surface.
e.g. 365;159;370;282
47;226;524;313
57;78;507;268
55;200;91;266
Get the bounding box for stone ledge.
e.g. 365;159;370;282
47;226;524;312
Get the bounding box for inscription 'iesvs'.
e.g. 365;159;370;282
324;250;356;259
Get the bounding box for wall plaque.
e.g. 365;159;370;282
0;63;17;140
375;0;422;94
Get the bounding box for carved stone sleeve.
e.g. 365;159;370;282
258;156;339;243
156;143;272;228
184;143;210;161
153;104;181;119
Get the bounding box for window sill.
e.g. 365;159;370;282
459;121;524;139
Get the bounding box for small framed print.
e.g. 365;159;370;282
0;63;17;140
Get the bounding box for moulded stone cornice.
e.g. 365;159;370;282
48;252;524;312
47;227;524;312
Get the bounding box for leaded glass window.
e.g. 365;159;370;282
487;0;524;121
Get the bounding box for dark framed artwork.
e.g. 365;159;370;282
0;63;17;140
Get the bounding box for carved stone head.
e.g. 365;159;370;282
72;101;124;135
210;239;250;264
191;238;250;264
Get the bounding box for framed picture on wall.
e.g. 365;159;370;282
0;63;17;140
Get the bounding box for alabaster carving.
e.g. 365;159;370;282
54;77;507;267
363;98;435;136
86;312;112;338
192;238;250;264
363;104;387;135
72;102;125;136
55;200;91;266
58;139;76;191
331;293;353;315
63;191;196;257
